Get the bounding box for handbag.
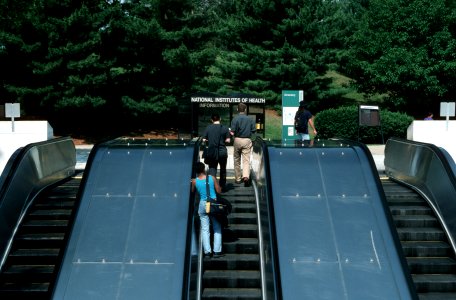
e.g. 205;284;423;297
204;176;228;217
202;146;217;165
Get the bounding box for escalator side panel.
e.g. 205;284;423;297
385;138;456;250
0;137;76;269
267;146;416;299
52;145;195;300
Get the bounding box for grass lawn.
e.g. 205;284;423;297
265;109;282;140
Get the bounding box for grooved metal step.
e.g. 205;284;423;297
201;181;261;300
0;175;82;299
202;287;262;299
382;178;456;298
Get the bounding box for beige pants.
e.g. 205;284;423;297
233;137;252;181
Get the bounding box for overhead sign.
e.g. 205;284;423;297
191;97;265;104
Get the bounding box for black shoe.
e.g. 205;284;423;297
243;177;250;187
203;252;212;258
213;252;224;258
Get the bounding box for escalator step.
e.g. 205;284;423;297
19;221;69;234
390;205;432;216
34;200;75;208
228;213;257;224
228;195;255;203
203;270;261;288
401;241;452;257
417;292;456;300
227;224;258;238
386;196;426;206
14;233;65;249
396;228;445;241
2;265;54;281
230;204;256;214
202;287;262;300
8;248;59;264
204;254;260;270
407;257;456;274
393;215;439;228
0;281;50;291
412;274;456;293
15;232;65;240
223;238;259;254
28;209;72;218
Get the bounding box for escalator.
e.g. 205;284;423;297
0;173;82;299
201;179;262;299
382;177;456;299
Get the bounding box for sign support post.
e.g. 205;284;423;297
5;103;20;132
440;102;455;131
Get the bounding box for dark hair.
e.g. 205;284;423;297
211;113;220;121
238;102;247;112
195;162;206;174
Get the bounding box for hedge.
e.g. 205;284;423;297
314;105;414;144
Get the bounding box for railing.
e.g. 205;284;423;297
251;136;280;300
189;136;280;299
0;137;76;271
185;137;203;300
384;137;456;255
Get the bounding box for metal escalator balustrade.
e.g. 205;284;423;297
0;137;77;299
263;138;417;299
52;139;197;300
384;138;456;299
0;137;76;272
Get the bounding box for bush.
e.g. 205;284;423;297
314;105;413;144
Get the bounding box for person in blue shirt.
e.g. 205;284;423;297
191;162;223;258
424;112;433;120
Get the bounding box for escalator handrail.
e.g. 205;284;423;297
0;137;76;271
251;180;267;299
251;136;281;300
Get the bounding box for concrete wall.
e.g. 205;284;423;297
407;120;456;161
0;121;54;174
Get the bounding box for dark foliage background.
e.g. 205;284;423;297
1;0;455;135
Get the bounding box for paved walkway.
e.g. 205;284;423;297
367;144;385;171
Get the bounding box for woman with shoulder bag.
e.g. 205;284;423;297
191;162;224;258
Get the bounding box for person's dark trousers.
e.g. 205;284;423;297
208;156;227;188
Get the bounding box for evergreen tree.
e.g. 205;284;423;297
194;0;353;111
345;0;456;116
